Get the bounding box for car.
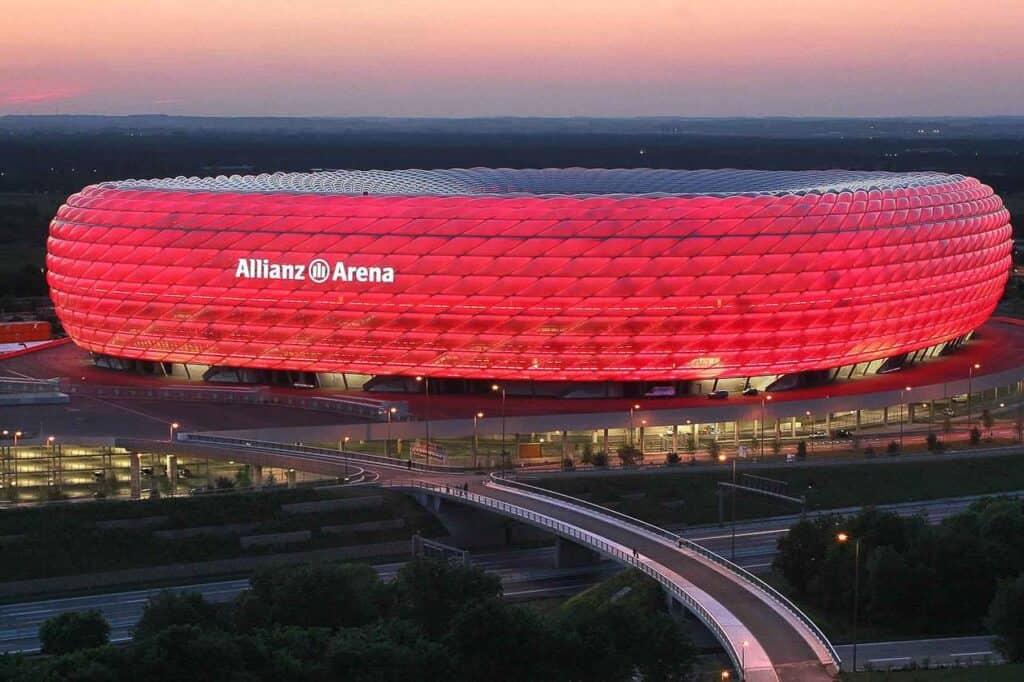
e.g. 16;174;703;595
141;466;153;476
741;387;759;396
645;385;676;398
951;395;968;403
91;470;105;480
809;430;829;440
942;407;956;417
706;390;729;400
831;428;853;439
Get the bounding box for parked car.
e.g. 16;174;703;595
645;385;676;398
951;395;968;403
809;430;829;440
707;390;729;400
831;428;853;439
943;407;956;417
741;387;759;396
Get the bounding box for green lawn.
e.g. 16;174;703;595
843;665;1023;681
531;453;1024;527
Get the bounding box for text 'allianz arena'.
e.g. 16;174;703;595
47;168;1012;381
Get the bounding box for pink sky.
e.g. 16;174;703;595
2;0;1022;116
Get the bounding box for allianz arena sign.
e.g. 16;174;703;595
234;257;396;284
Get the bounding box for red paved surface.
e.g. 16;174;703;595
4;318;1024;424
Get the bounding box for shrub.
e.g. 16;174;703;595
561;458;575;471
926;432;939;452
970;427;982;445
592;451;608;467
665;451;680;465
581;442;594;465
887;440;900;455
864;446;875;458
39;610;110;655
616;445;641;466
796;441;807;461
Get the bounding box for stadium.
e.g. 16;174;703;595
46;168;1012;396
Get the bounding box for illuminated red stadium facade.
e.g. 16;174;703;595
47;168;1012;383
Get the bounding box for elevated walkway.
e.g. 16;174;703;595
390;477;840;681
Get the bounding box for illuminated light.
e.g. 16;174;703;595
47;169;1011;381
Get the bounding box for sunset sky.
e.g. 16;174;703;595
2;0;1022;117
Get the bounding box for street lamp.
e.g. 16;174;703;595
721;671;731;681
741;640;749;681
629;403;640;447
968;363;981;427
837;532;862;672
169;422;179;443
342;436;351;477
899;386;911;451
805;410;813;455
416;376;430;463
385;406;397;458
760;394;772;460
730;455;738;560
491;384;507;471
13;431;22;447
473;411;484;468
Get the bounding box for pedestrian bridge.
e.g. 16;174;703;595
394;476;840;682
161;434;840;681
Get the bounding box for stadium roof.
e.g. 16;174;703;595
102;168;964;198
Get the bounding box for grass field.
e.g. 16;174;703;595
842;665;1023;681
531;453;1024;526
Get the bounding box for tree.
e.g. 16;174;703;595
39;610;110;655
970;427;982;445
592;450;608;467
616;445;640;466
581;442;594;464
329;621;448;682
134;590;222;640
773;518;829;596
943;416;953;435
987;574;1024;662
248;563;380;629
926;432;940;452
982;409;995;438
795;440;807;461
771;436;782;457
665;451;680;464
706;439;720;461
386;559;502;637
444;598;563;681
886;440;900;455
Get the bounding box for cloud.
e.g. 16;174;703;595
1;86;82;105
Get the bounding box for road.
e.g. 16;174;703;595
683;491;1024;574
835;636;1001;672
0;547;615;654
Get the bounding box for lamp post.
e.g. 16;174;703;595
730;455;738;561
416;376;430;463
721;670;731;681
342;436;351;477
168;422;179;443
805;411;813;455
899;386;911;451
760;394;772;460
629;403;640;447
384;406;398;457
13;431;22;448
837;532;861;672
968;363;980;428
491;384;507;471
741;640;749;681
473;411;483;468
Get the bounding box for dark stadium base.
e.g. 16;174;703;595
85;332;972;400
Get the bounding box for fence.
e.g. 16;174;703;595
487;472;841;670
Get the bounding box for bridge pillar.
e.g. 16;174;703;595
129;453;141;500
251;464;263;489
671;424;678;453
286;468;296;489
790;417;797;437
554;536;601;568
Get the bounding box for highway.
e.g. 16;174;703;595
835;636;1001;672
683;490;1024;575
0;546;616;654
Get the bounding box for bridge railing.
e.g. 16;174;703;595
386;479;744;675
179;433;467;473
489;472;841;669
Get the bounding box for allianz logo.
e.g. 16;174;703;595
234;258;396;284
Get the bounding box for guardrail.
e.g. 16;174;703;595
385;478;746;676
488;472;841;670
180;433;469;473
